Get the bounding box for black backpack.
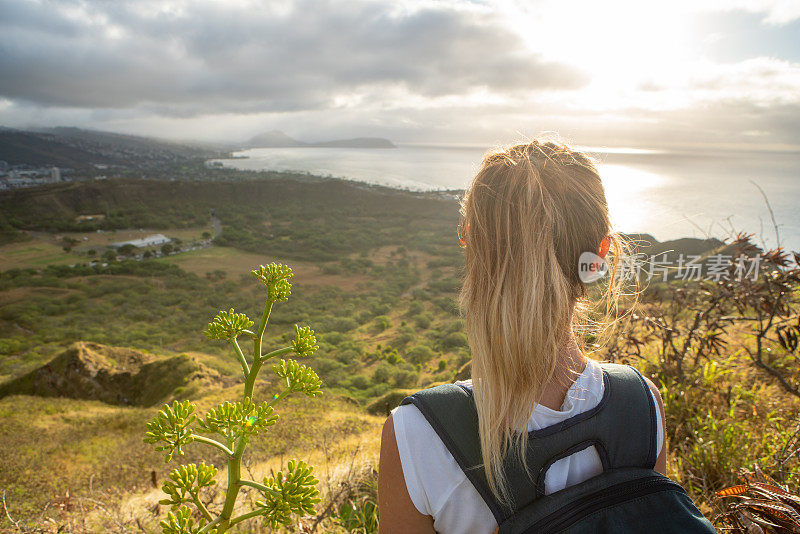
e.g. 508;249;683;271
400;363;715;533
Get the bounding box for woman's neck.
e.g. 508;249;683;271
538;336;588;411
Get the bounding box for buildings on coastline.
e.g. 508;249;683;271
0;163;68;190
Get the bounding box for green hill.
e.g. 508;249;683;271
0;127;220;168
0;341;231;406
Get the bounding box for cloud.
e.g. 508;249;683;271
0;0;798;148
0;0;587;115
705;0;800;25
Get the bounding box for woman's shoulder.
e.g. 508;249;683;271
390;401;470;517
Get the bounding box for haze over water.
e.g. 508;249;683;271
214;145;800;252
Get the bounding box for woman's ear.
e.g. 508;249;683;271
598;235;611;258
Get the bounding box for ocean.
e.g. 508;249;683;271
211;144;800;252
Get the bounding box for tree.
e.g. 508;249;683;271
118;244;138;257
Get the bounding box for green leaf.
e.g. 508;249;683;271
203;308;254;340
291;324;319;358
254;459;321;529
160;506;215;534
197;397;278;440
144;400;197;462
251;263;293;302
273;359;322;397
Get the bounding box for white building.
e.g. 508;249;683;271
110;234;171;249
50;167;61;182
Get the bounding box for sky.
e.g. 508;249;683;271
1;0;799;149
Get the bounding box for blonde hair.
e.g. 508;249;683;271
457;136;627;505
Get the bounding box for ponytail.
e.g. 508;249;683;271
458;138;625;505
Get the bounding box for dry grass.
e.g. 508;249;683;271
165;246;366;290
0;369;383;532
0;240;76;270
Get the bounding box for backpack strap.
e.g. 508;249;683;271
399;362;658;523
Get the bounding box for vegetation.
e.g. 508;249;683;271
144;262;323;533
1;172;800;532
591;233;800;523
715;465;800;532
0;177;459;261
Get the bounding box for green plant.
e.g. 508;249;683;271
333;473;379;534
144;262;323;533
374;315;391;332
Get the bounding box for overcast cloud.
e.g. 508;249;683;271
0;1;585;109
0;0;798;148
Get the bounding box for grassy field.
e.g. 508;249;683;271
164;246;366;291
0;240;77;270
0;384;383;532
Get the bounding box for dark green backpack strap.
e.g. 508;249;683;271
399;383;506;519
399;363;658;523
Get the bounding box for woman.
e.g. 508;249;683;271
377;138;667;533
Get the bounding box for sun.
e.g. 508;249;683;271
500;0;696;110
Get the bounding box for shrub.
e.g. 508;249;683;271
427;277;460;294
441;332;468;349
406;345;436;365
386;351;404;365
346;375;371;390
407;301;424;316
413;312;433;329
372;363;393;383
391;368;419;388
326;317;359;333
391;331;415;348
433;297;459;316
369;301;391;316
335;349;360;364
374;315;391;332
313;357;344;375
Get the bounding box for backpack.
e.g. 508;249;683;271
399;363;715;533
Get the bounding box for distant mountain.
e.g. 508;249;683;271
244;130;396;149
245;130;305;148
0;126;224;169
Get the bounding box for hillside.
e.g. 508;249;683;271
0;177;461;261
0;127;222;169
0;341;231;406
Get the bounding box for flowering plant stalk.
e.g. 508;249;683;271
144;263;322;533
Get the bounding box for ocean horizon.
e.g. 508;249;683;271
212;144;800;252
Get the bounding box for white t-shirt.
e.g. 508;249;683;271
391;359;663;534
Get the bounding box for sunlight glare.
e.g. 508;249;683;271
597;163;666;233
500;0;696;110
